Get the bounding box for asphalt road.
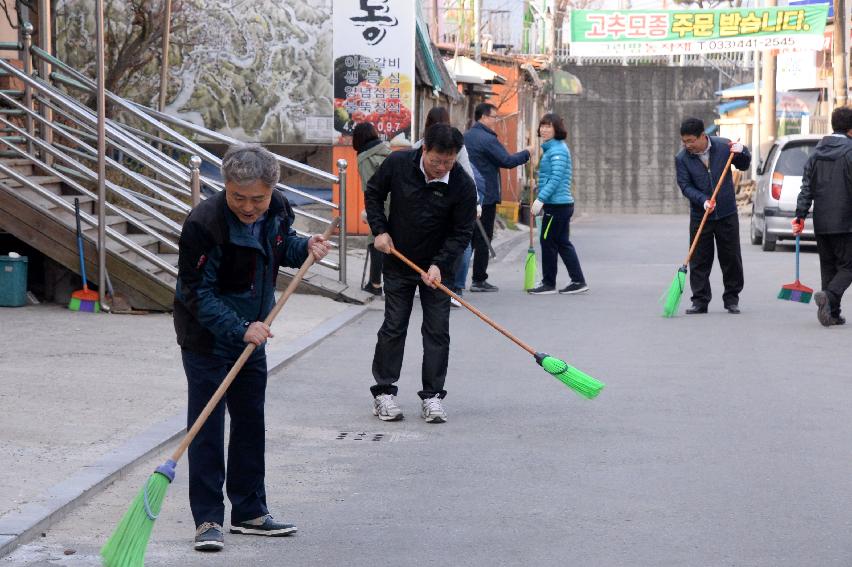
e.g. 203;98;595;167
6;213;852;567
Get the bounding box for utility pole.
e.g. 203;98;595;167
833;0;848;107
474;0;482;62
760;0;777;145
752;49;761;177
431;0;439;43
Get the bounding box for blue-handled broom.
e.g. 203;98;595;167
778;234;813;303
68;198;100;313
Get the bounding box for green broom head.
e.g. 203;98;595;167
535;352;605;399
101;459;176;567
661;266;687;318
68;288;100;313
778;280;813;304
524;247;537;290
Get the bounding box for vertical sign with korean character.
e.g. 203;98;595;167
333;0;416;146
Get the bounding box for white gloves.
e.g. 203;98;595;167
703;200;716;212
729;141;744;154
476;204;482;218
531;199;544;216
360;209;368;222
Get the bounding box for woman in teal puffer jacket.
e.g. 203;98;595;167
528;113;588;295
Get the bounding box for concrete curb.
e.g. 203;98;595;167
0;303;369;559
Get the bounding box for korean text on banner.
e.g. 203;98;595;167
569;6;829;57
333;0;416;146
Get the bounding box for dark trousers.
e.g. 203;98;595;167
472;203;497;283
816;233;852;317
367;243;384;287
688;214;744;307
540;204;586;287
182;348;269;527
371;272;450;399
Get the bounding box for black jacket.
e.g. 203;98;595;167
173;190;308;356
676;136;751;221
365;148;477;277
796;133;852;234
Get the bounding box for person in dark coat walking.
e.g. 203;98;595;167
354;122;392;296
365;123;477;424
792;106;852;327
173;145;331;551
675;117;751;314
464;102;531;292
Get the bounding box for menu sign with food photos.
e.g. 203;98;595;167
333;0;415;145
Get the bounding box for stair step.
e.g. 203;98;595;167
0;175;64;195
0;158;35;176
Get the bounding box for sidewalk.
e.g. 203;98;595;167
0;223;527;558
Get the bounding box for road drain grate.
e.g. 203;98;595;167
336;432;385;441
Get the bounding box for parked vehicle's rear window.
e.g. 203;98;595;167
775;143;817;176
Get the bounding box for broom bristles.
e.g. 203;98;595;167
524;249;537;290
778;283;813;304
539;355;604;399
661;268;686;318
101;471;171;567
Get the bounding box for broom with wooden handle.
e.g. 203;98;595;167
389;247;603;399
101;218;339;567
661;151;736;318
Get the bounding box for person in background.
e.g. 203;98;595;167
464;102;531;293
528;113;588;295
412;107;482;307
365;124;477;424
793;105;852;327
675;117;750;314
354;122;392;296
173;145;331;551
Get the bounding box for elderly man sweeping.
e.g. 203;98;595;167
173;145;330;551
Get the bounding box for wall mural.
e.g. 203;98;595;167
55;0;334;144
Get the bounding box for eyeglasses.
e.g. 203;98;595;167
425;155;457;169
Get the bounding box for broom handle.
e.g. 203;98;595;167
170;218;340;463
682;151;736;266
529;184;535;247
389;247;537;356
795;234;801;282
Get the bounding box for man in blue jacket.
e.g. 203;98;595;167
174;145;330;551
676;117;751;314
464;102;531;292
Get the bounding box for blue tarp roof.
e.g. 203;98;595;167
717;99;750;115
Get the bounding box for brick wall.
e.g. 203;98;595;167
554;66;723;214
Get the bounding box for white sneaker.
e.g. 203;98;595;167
450;297;461;309
372;394;403;421
421;395;447;423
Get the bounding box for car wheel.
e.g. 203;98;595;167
761;222;776;251
749;208;762;245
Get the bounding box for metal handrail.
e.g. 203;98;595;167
0;157;178;276
0;113;184;237
44;54;341;208
34;48;349;273
0;89;188;230
4;39;349;283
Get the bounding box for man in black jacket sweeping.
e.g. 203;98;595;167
793;106;852;327
174;145;330;551
676;117;751;314
365;123;477;423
